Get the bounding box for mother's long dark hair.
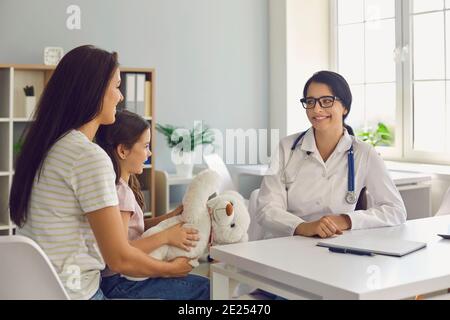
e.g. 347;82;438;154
10;45;119;227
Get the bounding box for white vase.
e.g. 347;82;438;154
25;96;36;119
175;162;194;178
173;150;194;177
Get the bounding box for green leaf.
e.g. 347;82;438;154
156;122;215;151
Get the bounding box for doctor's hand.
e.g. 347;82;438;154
295;216;344;238
325;214;352;231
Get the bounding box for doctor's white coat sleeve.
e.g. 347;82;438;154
346;147;407;229
256;146;305;237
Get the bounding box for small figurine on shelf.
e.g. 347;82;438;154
23;85;35;119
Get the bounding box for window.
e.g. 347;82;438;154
333;0;450;164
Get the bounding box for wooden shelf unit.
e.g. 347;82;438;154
0;64;156;234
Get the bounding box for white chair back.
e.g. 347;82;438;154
436;186;450;216
247;188;265;241
0;235;70;300
203;153;236;192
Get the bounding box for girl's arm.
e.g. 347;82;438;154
144;205;183;230
130;223;198;254
87;205;193;277
121;207;198;254
121;211;132;237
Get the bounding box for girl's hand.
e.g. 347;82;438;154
164;223;199;251
166;257;194;277
169;205;183;218
295;216;343;238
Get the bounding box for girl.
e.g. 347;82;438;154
96;110;209;299
255;71;406;239
9;45;208;300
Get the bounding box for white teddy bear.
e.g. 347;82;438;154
123;169;250;281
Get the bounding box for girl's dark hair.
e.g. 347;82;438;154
9;45;119;227
95;110;150;211
303;70;355;135
303;70;367;210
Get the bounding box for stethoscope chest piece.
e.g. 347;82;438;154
345;191;357;204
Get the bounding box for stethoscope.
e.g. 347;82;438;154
280;130;357;205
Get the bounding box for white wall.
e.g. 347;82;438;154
269;0;330;138
0;0;269;172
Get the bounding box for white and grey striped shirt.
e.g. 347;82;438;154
18;130;118;300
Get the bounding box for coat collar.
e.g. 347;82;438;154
299;127;353;154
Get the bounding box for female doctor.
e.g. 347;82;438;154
255;71;406;239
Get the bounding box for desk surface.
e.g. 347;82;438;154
210;215;450;299
232;165;432;185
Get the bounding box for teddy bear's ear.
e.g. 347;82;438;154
208;192;217;201
207;197;218;207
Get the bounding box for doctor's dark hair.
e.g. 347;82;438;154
95;110;150;211
303;71;367;211
10;45;119;227
303;70;355;135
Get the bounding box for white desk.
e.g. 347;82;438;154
210;215;450;300
232;165;432;220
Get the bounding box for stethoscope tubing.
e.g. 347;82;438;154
283;130;356;205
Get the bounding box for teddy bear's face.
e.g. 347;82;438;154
207;192;249;244
208;198;235;227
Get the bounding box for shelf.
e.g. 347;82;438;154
0;64;55;71
120;67;155;73
0;68;11;118
13;70;45;118
12;118;32;122
0;176;9;226
168;174;195;186
0;65;156;230
0;123;9;171
13;122;27;170
143;211;153;218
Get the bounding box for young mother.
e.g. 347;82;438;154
9;45;209;300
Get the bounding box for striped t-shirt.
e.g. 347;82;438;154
18;130;118;300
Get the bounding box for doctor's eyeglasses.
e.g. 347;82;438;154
300;96;341;109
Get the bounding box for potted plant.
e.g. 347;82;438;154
356;122;393;147
156;122;215;177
